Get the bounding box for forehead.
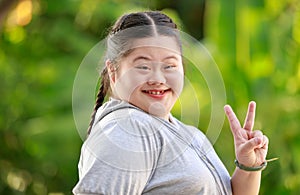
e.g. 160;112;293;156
129;36;181;56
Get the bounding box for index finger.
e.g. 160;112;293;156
243;101;256;131
224;105;241;133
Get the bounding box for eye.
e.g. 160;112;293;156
136;64;151;70
164;64;177;69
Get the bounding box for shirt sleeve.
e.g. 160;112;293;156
73;111;161;195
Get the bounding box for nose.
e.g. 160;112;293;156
147;70;166;85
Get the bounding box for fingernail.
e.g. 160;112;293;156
255;137;262;145
224;105;229;113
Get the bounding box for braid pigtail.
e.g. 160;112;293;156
87;68;109;135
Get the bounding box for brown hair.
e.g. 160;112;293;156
87;11;180;135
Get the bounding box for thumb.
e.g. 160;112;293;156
242;137;262;152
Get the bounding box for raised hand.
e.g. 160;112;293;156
224;101;269;167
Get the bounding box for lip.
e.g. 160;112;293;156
142;89;171;98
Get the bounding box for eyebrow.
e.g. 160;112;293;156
162;55;180;61
132;55;179;63
132;56;151;63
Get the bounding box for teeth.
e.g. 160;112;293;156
148;90;163;95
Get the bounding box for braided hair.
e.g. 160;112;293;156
87;11;180;135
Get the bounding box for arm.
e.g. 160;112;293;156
224;101;269;195
231;168;261;195
73;115;158;195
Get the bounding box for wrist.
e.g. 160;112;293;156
234;159;267;171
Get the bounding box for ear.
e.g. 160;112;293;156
105;59;116;83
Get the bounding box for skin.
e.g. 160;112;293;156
224;101;269;195
107;35;184;120
108;35;269;194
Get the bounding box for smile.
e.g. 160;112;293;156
142;89;170;95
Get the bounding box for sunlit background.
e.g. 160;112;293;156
0;0;299;194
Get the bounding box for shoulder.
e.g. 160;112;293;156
85;107;163;171
92;106;163;137
170;116;208;142
171;116;214;154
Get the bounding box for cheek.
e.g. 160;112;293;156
167;71;184;96
114;69;146;99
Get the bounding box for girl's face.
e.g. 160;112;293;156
108;36;184;120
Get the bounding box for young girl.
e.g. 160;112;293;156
73;11;269;195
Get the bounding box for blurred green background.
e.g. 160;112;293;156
0;0;299;194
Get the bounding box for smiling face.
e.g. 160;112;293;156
107;36;184;120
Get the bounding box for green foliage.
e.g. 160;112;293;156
205;0;300;194
0;0;299;194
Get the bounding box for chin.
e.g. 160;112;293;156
145;102;169;119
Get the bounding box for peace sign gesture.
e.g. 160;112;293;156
224;101;269;167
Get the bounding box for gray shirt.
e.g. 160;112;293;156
73;99;232;195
